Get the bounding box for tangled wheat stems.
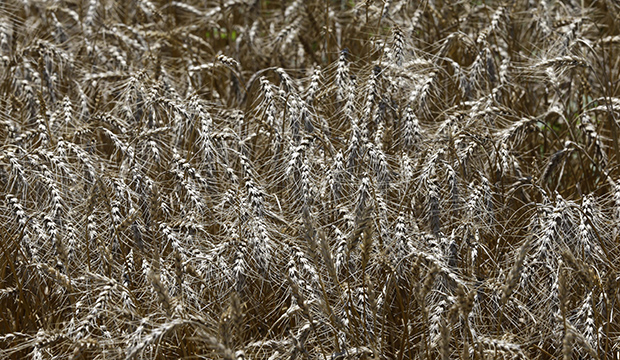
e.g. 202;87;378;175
0;0;620;359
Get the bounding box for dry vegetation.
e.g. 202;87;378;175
1;0;620;358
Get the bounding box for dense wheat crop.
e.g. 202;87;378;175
1;0;620;358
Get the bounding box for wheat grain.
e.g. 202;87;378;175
1;1;619;358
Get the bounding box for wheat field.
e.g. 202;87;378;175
0;0;619;359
